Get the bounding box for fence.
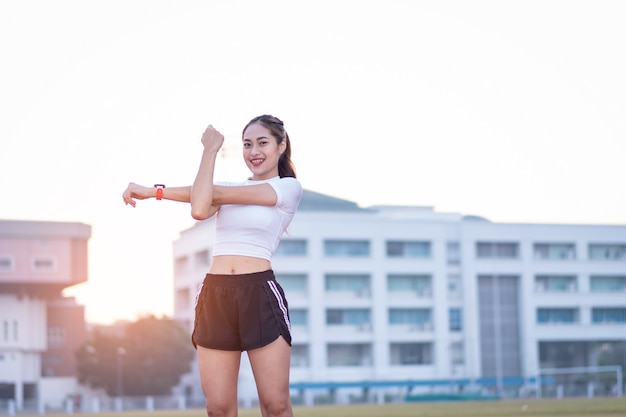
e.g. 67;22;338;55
1;370;624;416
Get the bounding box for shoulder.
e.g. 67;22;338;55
271;177;302;195
273;176;301;190
268;177;303;208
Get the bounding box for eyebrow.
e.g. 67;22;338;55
242;136;270;141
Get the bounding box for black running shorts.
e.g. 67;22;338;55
191;270;292;351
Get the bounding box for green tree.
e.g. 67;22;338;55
597;341;626;393
76;315;195;396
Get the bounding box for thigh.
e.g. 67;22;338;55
197;346;241;410
248;337;292;406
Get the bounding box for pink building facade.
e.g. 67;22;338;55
0;220;91;410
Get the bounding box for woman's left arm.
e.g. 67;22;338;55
122;183;191;207
213;184;278;206
213;178;302;209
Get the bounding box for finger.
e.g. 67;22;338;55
122;194;136;207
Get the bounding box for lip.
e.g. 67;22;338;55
250;158;264;167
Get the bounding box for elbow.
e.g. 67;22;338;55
191;211;209;221
190;202;212;221
191;207;210;221
191;202;218;221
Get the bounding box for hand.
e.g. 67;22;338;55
122;182;152;207
201;124;224;153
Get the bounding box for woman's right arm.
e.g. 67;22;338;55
190;125;223;220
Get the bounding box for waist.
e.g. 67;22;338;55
203;269;275;286
209;255;272;275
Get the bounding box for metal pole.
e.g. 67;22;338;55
493;275;503;396
116;347;126;398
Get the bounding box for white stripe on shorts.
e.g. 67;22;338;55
193;283;203;308
268;280;291;331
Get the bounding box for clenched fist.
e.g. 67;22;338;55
201;124;224;153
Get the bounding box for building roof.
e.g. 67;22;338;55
0;219;91;239
298;189;370;212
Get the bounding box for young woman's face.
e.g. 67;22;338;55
242;122;286;180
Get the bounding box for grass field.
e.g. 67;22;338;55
19;397;626;417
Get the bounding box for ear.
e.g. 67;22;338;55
279;140;287;155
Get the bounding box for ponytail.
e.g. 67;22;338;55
278;132;296;178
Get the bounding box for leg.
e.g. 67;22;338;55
197;345;241;417
248;337;293;417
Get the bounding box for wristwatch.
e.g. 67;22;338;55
154;184;165;200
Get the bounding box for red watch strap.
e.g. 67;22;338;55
154;184;165;200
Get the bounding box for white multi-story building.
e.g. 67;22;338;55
172;190;626;404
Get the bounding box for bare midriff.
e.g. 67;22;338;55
209;255;272;275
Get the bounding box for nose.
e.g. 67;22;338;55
250;143;261;155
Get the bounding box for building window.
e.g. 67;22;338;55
533;243;576;260
0;256;14;272
291;344;309;367
535;275;577;292
447;242;461;265
589;244;626;260
325;274;370;296
32;256;56;272
275;239;308;256
47;325;65;347
590;275;626;292
175;288;191;310
447;274;462;298
450;342;465;365
449;308;462;331
476;242;519;259
390;342;432;365
324;240;370;257
2;321;19;342
327;343;372;367
386;241;431;258
194;250;210;267
326;309;370;327
276;273;308;293
389;308;432;330
592;308;626;324
174;256;188;274
290;309;308;326
387;274;431;297
537;308;579;324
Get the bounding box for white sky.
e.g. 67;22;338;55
1;0;625;324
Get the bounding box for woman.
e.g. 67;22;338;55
122;115;302;417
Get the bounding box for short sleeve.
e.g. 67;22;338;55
215;180;243;187
268;177;303;214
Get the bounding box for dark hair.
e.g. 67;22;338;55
242;114;296;178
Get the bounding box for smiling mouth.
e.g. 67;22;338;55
250;158;264;166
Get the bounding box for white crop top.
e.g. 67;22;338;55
212;176;303;261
